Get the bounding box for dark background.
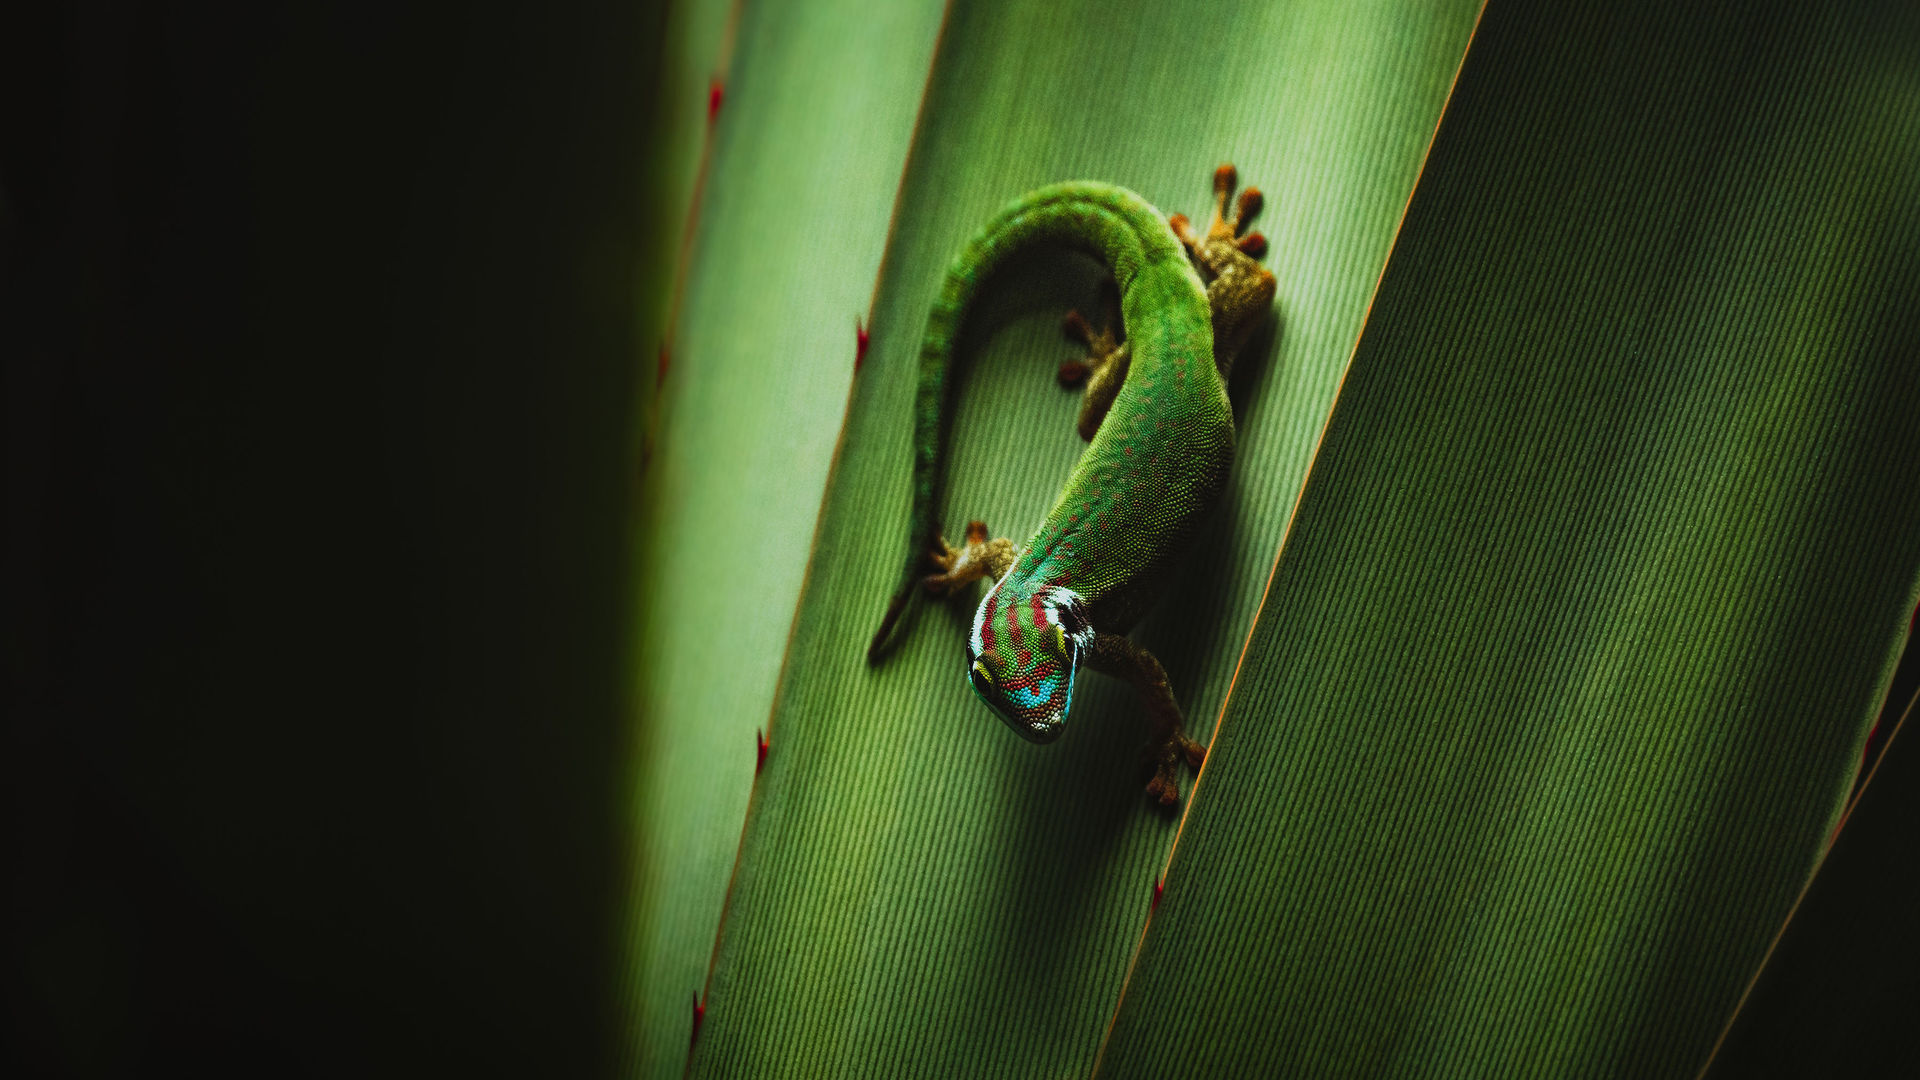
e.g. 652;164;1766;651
6;2;665;1074
3;2;1912;1076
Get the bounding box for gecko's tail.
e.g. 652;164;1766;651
866;578;917;664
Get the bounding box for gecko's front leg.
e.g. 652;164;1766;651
921;519;1016;596
1083;632;1207;806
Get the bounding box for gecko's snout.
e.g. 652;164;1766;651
1009;712;1065;745
969;652;1076;745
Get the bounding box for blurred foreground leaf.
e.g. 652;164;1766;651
624;2;947;1076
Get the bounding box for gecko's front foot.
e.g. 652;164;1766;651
921;520;1016;596
1085;632;1208;807
1144;731;1208;808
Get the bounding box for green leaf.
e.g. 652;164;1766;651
680;1;1479;1076
624;2;948;1077
1099;2;1920;1077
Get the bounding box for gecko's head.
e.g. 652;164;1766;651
964;583;1095;743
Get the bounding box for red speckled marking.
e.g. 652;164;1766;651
1011;599;1030;664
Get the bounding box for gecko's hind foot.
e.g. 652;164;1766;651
1172;163;1268;267
1175;163;1278;378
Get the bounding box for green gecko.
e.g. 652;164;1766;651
868;164;1275;805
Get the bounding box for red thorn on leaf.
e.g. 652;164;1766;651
708;80;724;123
855;319;871;373
756;729;768;774
657;344;670;387
692;991;705;1046
1151;877;1164;912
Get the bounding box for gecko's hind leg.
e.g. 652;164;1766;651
1083;632;1207;807
921;520;1016;597
1059;279;1131;441
1170;163;1277;378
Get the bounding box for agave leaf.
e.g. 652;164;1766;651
681;1;1479;1076
625;2;948;1077
1097;2;1920;1076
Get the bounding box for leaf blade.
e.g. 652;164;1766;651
1099;2;1920;1075
687;2;1480;1075
623;2;949;1075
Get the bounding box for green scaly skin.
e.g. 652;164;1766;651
868;165;1275;805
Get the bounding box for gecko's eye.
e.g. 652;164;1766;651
1051;624;1067;655
970;660;995;694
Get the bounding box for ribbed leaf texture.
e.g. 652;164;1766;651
636;0;1920;1076
1099;2;1920;1077
624;3;947;1078
683;0;1478;1076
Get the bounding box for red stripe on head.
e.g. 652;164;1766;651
980;593;997;653
1007;598;1024;663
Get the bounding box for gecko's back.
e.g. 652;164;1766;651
1001;221;1233;630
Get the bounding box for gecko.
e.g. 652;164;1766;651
867;164;1275;806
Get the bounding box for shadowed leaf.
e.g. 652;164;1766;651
1100;2;1920;1076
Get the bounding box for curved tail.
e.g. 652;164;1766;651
866;182;1185;664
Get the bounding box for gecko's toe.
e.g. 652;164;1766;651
1184;163;1275;280
1146;770;1181;807
1142;737;1193;806
1207;164;1238;237
926;536;958;571
1182;737;1207;770
1235;187;1264;229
